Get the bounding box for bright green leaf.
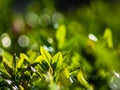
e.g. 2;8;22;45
0;56;10;77
40;47;53;73
77;71;89;88
27;50;38;63
16;58;24;69
34;55;43;63
103;28;113;48
19;85;24;90
20;53;29;62
55;24;66;49
4;51;12;63
40;46;52;63
3;57;13;76
16;53;29;69
52;52;63;65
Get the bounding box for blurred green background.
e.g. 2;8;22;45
0;0;120;89
0;0;120;54
0;0;120;52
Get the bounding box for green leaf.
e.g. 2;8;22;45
3;62;13;76
20;53;29;62
63;36;76;49
77;71;89;88
103;28;113;48
4;51;13;63
16;53;29;69
95;45;120;72
2;57;13;76
52;52;62;63
52;52;63;67
16;58;24;69
27;50;38;63
34;55;43;63
49;83;58;90
58;68;70;86
0;56;4;69
0;71;11;79
40;47;53;73
39;61;50;73
19;85;24;90
55;24;66;49
40;46;52;64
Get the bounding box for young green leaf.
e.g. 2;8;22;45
55;24;66;49
27;50;38;63
40;47;53;73
34;55;43;63
20;53;29;62
103;28;113;48
77;71;89;88
52;52;63;67
40;46;52;63
2;56;13;75
16;53;29;69
19;85;24;90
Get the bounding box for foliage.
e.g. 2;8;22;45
0;0;120;90
0;30;120;89
0;47;92;90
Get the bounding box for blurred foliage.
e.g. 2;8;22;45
0;0;120;90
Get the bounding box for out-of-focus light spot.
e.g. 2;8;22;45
13;16;25;33
30;66;36;72
109;72;120;90
43;45;54;52
88;33;98;41
25;12;39;27
31;43;39;50
1;33;11;48
39;14;50;27
113;71;120;78
5;79;12;85
44;6;55;15
47;37;53;44
46;71;53;82
18;35;29;47
48;47;54;52
70;76;74;83
53;23;59;29
52;12;64;24
12;86;18;90
43;45;49;51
